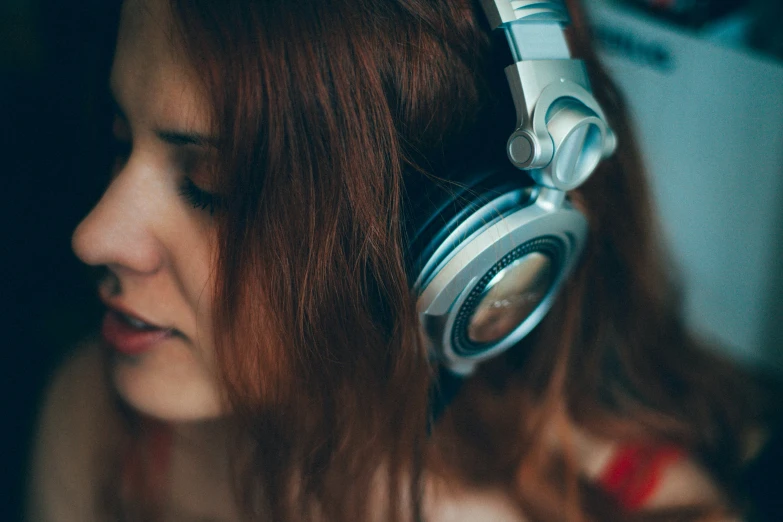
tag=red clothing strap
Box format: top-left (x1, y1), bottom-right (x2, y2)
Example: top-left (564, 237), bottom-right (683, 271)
top-left (121, 420), bottom-right (173, 511)
top-left (599, 444), bottom-right (683, 511)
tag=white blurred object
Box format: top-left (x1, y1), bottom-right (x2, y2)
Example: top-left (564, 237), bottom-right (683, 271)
top-left (584, 0), bottom-right (783, 371)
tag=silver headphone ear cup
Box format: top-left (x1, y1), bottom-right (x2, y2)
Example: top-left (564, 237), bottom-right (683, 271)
top-left (451, 235), bottom-right (563, 354)
top-left (415, 191), bottom-right (587, 376)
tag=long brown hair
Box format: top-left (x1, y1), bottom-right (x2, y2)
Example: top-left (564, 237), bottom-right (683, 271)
top-left (114, 0), bottom-right (760, 520)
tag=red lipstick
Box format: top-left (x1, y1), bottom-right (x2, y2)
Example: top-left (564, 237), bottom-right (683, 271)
top-left (101, 308), bottom-right (174, 356)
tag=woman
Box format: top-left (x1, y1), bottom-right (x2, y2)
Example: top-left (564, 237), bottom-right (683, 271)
top-left (28, 0), bottom-right (763, 520)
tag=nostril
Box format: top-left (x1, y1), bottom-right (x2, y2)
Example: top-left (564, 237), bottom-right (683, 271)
top-left (96, 268), bottom-right (122, 298)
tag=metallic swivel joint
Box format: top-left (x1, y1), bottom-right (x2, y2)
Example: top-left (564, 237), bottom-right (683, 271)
top-left (505, 60), bottom-right (617, 191)
top-left (480, 0), bottom-right (618, 192)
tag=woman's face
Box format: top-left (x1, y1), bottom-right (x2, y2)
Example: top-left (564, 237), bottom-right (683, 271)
top-left (72, 0), bottom-right (224, 421)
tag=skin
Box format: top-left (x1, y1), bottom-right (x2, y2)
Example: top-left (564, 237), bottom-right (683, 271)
top-left (71, 0), bottom-right (223, 422)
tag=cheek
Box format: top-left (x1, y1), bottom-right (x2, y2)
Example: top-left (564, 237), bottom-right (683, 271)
top-left (176, 228), bottom-right (219, 355)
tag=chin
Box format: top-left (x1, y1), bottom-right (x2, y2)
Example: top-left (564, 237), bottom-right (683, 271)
top-left (108, 347), bottom-right (225, 422)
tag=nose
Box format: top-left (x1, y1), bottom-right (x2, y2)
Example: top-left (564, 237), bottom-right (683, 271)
top-left (72, 160), bottom-right (164, 275)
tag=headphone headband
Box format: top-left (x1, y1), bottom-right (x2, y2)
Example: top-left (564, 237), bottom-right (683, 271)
top-left (413, 0), bottom-right (617, 405)
top-left (481, 0), bottom-right (616, 191)
top-left (481, 0), bottom-right (571, 60)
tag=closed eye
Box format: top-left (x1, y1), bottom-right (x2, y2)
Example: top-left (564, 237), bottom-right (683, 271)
top-left (179, 177), bottom-right (224, 215)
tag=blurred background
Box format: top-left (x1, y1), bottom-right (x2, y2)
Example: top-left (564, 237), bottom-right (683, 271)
top-left (1, 0), bottom-right (781, 520)
top-left (3, 2), bottom-right (119, 521)
top-left (585, 0), bottom-right (783, 370)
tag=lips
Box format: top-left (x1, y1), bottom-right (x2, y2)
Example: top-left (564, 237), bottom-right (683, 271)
top-left (101, 308), bottom-right (175, 356)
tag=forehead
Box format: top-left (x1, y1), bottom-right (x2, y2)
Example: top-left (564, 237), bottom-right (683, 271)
top-left (111, 0), bottom-right (208, 131)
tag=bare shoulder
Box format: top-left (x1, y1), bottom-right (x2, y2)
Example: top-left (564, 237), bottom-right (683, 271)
top-left (425, 479), bottom-right (528, 522)
top-left (644, 456), bottom-right (728, 510)
top-left (27, 340), bottom-right (123, 522)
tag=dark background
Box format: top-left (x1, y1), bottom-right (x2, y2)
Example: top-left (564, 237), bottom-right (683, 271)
top-left (2, 1), bottom-right (782, 522)
top-left (3, 2), bottom-right (120, 521)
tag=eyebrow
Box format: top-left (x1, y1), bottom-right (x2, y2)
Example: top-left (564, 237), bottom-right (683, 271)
top-left (109, 89), bottom-right (217, 148)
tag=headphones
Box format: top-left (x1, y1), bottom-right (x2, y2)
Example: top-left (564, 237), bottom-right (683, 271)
top-left (404, 0), bottom-right (616, 409)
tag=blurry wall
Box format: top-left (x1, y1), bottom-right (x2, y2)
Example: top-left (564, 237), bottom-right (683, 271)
top-left (585, 0), bottom-right (783, 371)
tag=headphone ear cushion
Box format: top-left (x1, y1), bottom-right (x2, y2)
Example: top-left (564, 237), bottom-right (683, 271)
top-left (403, 163), bottom-right (535, 285)
top-left (413, 183), bottom-right (588, 374)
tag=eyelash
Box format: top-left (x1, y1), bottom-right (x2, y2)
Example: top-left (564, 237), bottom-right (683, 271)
top-left (178, 177), bottom-right (223, 215)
